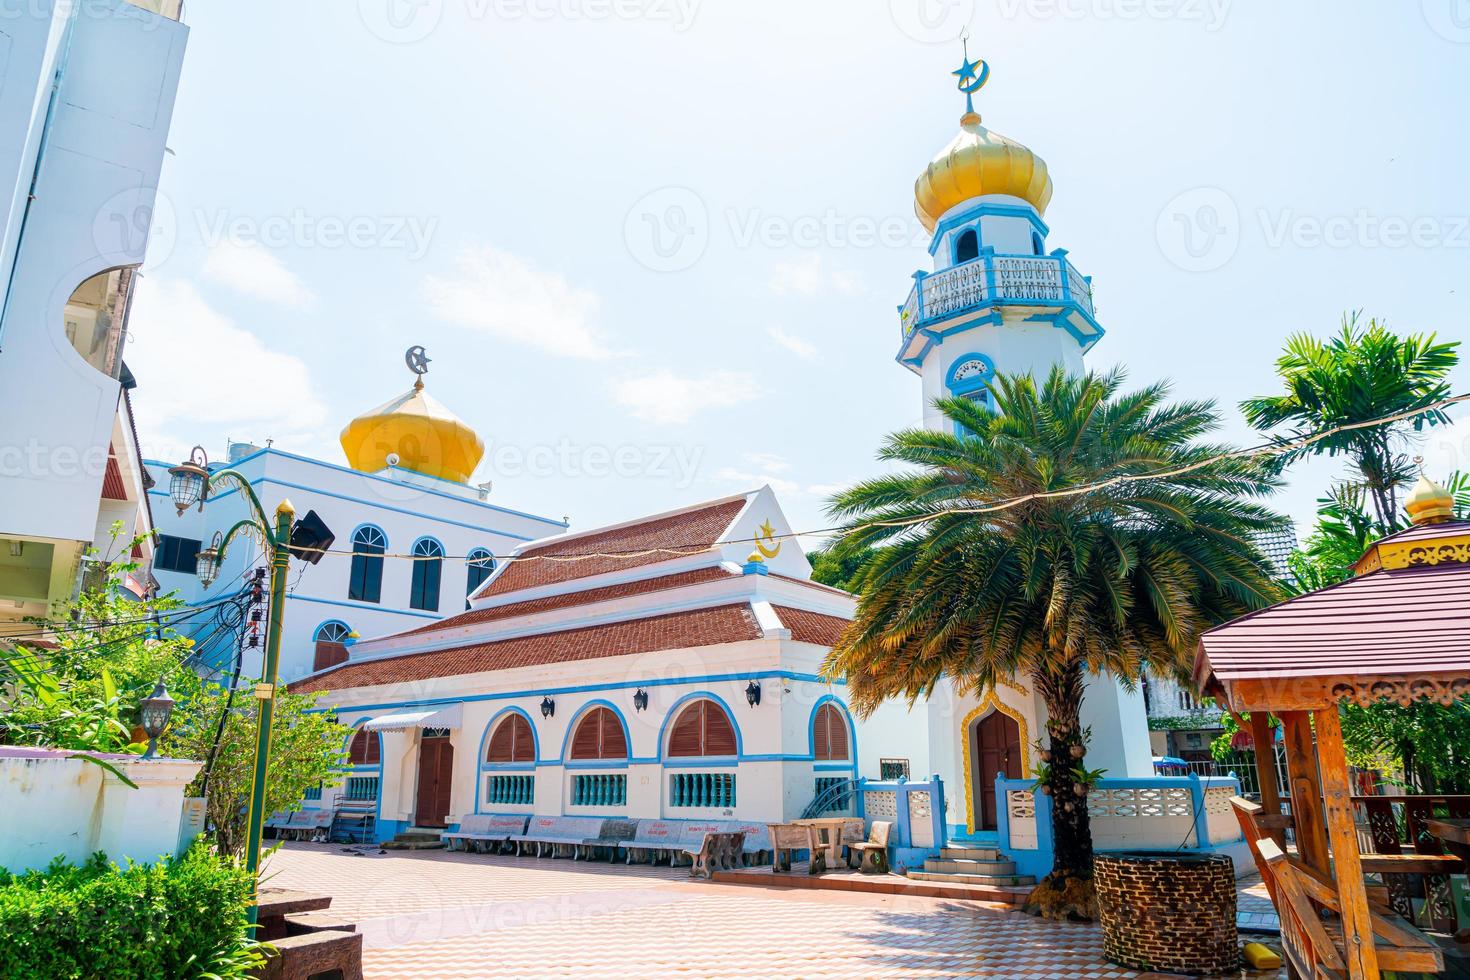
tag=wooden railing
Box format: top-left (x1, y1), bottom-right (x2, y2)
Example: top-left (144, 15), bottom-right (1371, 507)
top-left (1355, 794), bottom-right (1470, 931)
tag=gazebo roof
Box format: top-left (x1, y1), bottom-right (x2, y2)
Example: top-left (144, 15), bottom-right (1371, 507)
top-left (1195, 517), bottom-right (1470, 711)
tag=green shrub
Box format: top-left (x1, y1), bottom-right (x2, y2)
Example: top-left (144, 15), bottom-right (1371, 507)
top-left (0, 842), bottom-right (264, 979)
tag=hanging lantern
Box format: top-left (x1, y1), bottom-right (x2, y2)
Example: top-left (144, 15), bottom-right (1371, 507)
top-left (540, 696), bottom-right (555, 718)
top-left (139, 679), bottom-right (175, 759)
top-left (632, 688), bottom-right (649, 712)
top-left (167, 446), bottom-right (210, 515)
top-left (195, 532), bottom-right (222, 588)
top-left (745, 680), bottom-right (762, 708)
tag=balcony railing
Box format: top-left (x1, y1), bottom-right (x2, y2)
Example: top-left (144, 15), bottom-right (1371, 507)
top-left (899, 252), bottom-right (1095, 336)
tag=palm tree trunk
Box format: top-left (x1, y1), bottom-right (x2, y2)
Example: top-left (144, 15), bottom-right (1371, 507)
top-left (1025, 659), bottom-right (1099, 921)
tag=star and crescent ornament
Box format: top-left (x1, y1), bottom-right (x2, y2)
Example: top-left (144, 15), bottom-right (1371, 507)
top-left (755, 519), bottom-right (783, 560)
top-left (405, 345), bottom-right (431, 378)
top-left (951, 36), bottom-right (991, 115)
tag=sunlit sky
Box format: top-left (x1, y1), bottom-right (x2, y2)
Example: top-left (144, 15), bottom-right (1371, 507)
top-left (128, 0), bottom-right (1470, 543)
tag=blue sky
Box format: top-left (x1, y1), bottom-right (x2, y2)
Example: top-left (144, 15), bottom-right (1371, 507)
top-left (127, 0), bottom-right (1470, 544)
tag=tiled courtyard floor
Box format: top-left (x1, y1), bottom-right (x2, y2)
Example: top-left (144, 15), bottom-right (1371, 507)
top-left (264, 843), bottom-right (1284, 979)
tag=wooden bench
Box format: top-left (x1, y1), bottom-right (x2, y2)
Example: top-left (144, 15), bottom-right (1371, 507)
top-left (847, 820), bottom-right (891, 874)
top-left (442, 814), bottom-right (529, 853)
top-left (508, 815), bottom-right (606, 858)
top-left (689, 831), bottom-right (745, 879)
top-left (582, 818), bottom-right (640, 861)
top-left (768, 822), bottom-right (825, 874)
top-left (256, 929), bottom-right (363, 980)
top-left (1232, 797), bottom-right (1443, 978)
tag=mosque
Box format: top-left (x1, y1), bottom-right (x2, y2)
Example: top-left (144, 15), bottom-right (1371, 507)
top-left (157, 50), bottom-right (1155, 847)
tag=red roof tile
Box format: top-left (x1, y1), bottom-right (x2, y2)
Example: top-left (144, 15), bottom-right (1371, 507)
top-left (399, 567), bottom-right (736, 636)
top-left (476, 498), bottom-right (746, 598)
top-left (291, 604), bottom-right (763, 694)
top-left (771, 605), bottom-right (850, 646)
top-left (1197, 562), bottom-right (1470, 683)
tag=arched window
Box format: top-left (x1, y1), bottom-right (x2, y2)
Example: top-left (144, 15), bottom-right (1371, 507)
top-left (813, 703), bottom-right (851, 761)
top-left (1032, 230), bottom-right (1045, 256)
top-left (348, 527), bottom-right (386, 603)
top-left (348, 728), bottom-right (380, 766)
top-left (465, 548), bottom-right (495, 610)
top-left (666, 699), bottom-right (737, 758)
top-left (409, 538), bottom-right (444, 611)
top-left (569, 706), bottom-right (628, 761)
top-left (485, 712), bottom-right (535, 764)
top-left (312, 621), bottom-right (352, 672)
top-left (948, 354), bottom-right (996, 437)
top-left (954, 228), bottom-right (979, 264)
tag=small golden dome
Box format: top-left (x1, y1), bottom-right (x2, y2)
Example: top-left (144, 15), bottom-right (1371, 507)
top-left (1405, 473), bottom-right (1455, 526)
top-left (913, 111), bottom-right (1054, 233)
top-left (340, 373), bottom-right (485, 485)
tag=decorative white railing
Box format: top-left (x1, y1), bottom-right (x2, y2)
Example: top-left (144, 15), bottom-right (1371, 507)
top-left (900, 252), bottom-right (1095, 335)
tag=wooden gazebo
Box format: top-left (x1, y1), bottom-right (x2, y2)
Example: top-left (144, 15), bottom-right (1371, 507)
top-left (1194, 475), bottom-right (1470, 979)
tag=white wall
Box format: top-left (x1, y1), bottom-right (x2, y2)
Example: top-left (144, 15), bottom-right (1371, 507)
top-left (0, 748), bottom-right (200, 872)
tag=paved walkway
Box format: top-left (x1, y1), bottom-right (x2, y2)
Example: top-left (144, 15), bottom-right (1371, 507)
top-left (264, 843), bottom-right (1281, 979)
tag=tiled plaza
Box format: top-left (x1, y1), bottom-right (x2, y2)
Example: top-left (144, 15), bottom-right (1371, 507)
top-left (264, 843), bottom-right (1282, 979)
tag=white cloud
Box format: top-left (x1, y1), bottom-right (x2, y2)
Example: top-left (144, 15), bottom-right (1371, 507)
top-left (743, 451), bottom-right (791, 474)
top-left (766, 325), bottom-right (818, 361)
top-left (712, 467), bottom-right (803, 498)
top-left (124, 280), bottom-right (329, 461)
top-left (425, 245), bottom-right (610, 359)
top-left (200, 240), bottom-right (316, 309)
top-left (609, 370), bottom-right (761, 424)
top-left (769, 254), bottom-right (863, 297)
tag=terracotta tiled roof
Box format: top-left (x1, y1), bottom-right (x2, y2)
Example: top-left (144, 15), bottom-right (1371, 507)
top-left (399, 567), bottom-right (736, 636)
top-left (291, 604), bottom-right (764, 694)
top-left (476, 498), bottom-right (746, 598)
top-left (771, 605), bottom-right (850, 647)
top-left (1197, 562), bottom-right (1470, 684)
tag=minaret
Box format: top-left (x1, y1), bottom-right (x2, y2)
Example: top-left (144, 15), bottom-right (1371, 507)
top-left (897, 41), bottom-right (1103, 431)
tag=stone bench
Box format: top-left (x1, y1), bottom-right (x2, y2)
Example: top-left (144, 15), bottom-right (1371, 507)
top-left (256, 929), bottom-right (362, 980)
top-left (581, 818), bottom-right (639, 861)
top-left (620, 819), bottom-right (685, 864)
top-left (443, 814), bottom-right (529, 853)
top-left (508, 816), bottom-right (606, 858)
top-left (689, 831), bottom-right (746, 879)
top-left (669, 822), bottom-right (735, 867)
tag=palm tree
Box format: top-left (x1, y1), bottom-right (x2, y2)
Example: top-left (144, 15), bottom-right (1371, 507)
top-left (822, 368), bottom-right (1283, 919)
top-left (1241, 313), bottom-right (1459, 527)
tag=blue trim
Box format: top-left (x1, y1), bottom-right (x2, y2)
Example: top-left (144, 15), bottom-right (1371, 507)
top-left (950, 227), bottom-right (981, 266)
top-left (351, 524), bottom-right (388, 548)
top-left (311, 670), bottom-right (845, 714)
top-left (558, 698), bottom-right (632, 763)
top-left (928, 201), bottom-right (1049, 257)
top-left (657, 690), bottom-right (743, 761)
top-left (313, 619), bottom-right (352, 642)
top-left (807, 696), bottom-right (858, 776)
top-left (411, 536), bottom-right (445, 556)
top-left (287, 593), bottom-right (441, 620)
top-left (144, 448), bottom-right (568, 529)
top-left (944, 352), bottom-right (996, 396)
top-left (475, 706), bottom-right (539, 813)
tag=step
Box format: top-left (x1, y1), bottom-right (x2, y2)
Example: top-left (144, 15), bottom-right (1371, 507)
top-left (907, 870), bottom-right (1036, 887)
top-left (938, 847), bottom-right (1002, 862)
top-left (924, 858), bottom-right (1017, 876)
top-left (379, 839), bottom-right (445, 850)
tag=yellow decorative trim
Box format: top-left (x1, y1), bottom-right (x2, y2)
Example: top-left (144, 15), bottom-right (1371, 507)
top-left (1355, 532), bottom-right (1470, 575)
top-left (960, 688), bottom-right (1031, 835)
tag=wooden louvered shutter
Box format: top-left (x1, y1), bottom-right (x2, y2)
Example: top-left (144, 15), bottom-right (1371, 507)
top-left (704, 702), bottom-right (736, 756)
top-left (313, 641), bottom-right (348, 672)
top-left (488, 714), bottom-right (532, 763)
top-left (570, 710), bottom-right (603, 760)
top-left (815, 704), bottom-right (849, 761)
top-left (600, 709), bottom-right (627, 759)
top-left (349, 729), bottom-right (379, 766)
top-left (668, 702), bottom-right (704, 757)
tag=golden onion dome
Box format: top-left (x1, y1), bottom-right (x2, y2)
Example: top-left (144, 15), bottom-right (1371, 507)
top-left (914, 110), bottom-right (1054, 233)
top-left (1404, 472), bottom-right (1455, 526)
top-left (340, 349), bottom-right (485, 484)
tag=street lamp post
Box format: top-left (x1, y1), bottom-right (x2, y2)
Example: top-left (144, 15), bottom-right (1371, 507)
top-left (168, 446), bottom-right (295, 927)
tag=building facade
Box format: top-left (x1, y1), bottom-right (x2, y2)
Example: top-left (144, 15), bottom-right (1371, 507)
top-left (146, 358), bottom-right (567, 682)
top-left (899, 53), bottom-right (1154, 839)
top-left (290, 488), bottom-right (927, 839)
top-left (0, 0), bottom-right (187, 633)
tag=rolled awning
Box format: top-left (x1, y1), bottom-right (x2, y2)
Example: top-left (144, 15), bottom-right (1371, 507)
top-left (361, 702), bottom-right (463, 732)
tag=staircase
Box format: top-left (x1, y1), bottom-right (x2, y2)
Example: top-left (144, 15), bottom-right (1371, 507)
top-left (906, 845), bottom-right (1034, 901)
top-left (379, 827), bottom-right (445, 850)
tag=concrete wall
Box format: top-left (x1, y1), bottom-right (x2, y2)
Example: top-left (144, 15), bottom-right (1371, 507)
top-left (0, 747), bottom-right (200, 872)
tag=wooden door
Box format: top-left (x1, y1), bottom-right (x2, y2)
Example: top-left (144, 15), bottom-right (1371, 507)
top-left (414, 733), bottom-right (455, 828)
top-left (974, 712), bottom-right (1022, 831)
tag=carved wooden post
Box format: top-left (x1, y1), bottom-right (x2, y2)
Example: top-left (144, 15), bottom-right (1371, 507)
top-left (1280, 711), bottom-right (1330, 875)
top-left (1314, 706), bottom-right (1379, 980)
top-left (1249, 712), bottom-right (1285, 848)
